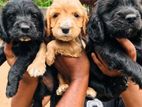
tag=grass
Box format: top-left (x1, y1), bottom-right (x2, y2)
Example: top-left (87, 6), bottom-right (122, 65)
top-left (0, 0), bottom-right (52, 8)
top-left (33, 0), bottom-right (52, 8)
top-left (0, 0), bottom-right (7, 7)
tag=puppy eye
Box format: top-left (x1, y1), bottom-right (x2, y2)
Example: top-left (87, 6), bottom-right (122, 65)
top-left (32, 13), bottom-right (38, 18)
top-left (8, 15), bottom-right (13, 19)
top-left (74, 13), bottom-right (80, 18)
top-left (52, 13), bottom-right (59, 18)
top-left (7, 14), bottom-right (14, 20)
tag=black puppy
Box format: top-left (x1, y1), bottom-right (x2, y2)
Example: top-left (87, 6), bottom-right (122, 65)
top-left (87, 0), bottom-right (142, 100)
top-left (0, 0), bottom-right (44, 97)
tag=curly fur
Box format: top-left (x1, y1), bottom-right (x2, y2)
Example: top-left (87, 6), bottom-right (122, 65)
top-left (45, 0), bottom-right (88, 66)
top-left (87, 0), bottom-right (142, 100)
top-left (0, 0), bottom-right (44, 97)
top-left (45, 0), bottom-right (96, 99)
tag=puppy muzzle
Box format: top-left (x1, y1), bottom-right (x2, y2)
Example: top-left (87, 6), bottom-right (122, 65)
top-left (19, 22), bottom-right (30, 34)
top-left (10, 21), bottom-right (39, 42)
top-left (115, 6), bottom-right (141, 25)
top-left (60, 19), bottom-right (72, 35)
top-left (106, 6), bottom-right (142, 37)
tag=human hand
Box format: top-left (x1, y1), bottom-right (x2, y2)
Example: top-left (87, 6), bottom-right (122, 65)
top-left (91, 38), bottom-right (136, 77)
top-left (4, 43), bottom-right (16, 66)
top-left (4, 43), bottom-right (38, 107)
top-left (54, 52), bottom-right (89, 81)
top-left (54, 52), bottom-right (90, 107)
top-left (116, 38), bottom-right (136, 61)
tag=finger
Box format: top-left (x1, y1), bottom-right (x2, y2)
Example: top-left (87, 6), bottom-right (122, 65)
top-left (96, 53), bottom-right (110, 70)
top-left (91, 52), bottom-right (121, 77)
top-left (4, 43), bottom-right (16, 66)
top-left (116, 38), bottom-right (136, 61)
top-left (6, 57), bottom-right (16, 66)
top-left (4, 43), bottom-right (15, 58)
top-left (96, 53), bottom-right (121, 76)
top-left (91, 53), bottom-right (109, 73)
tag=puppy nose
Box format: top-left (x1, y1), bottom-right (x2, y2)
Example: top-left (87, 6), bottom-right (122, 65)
top-left (62, 28), bottom-right (69, 34)
top-left (60, 19), bottom-right (72, 29)
top-left (20, 23), bottom-right (30, 33)
top-left (125, 14), bottom-right (137, 23)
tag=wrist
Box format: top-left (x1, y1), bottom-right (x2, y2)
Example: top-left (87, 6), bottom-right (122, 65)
top-left (121, 81), bottom-right (142, 107)
top-left (57, 77), bottom-right (88, 107)
top-left (108, 76), bottom-right (128, 94)
top-left (96, 75), bottom-right (128, 101)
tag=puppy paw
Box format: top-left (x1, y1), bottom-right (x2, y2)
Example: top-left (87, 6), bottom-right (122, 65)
top-left (46, 53), bottom-right (55, 66)
top-left (86, 87), bottom-right (97, 99)
top-left (56, 84), bottom-right (69, 95)
top-left (6, 84), bottom-right (18, 98)
top-left (6, 86), bottom-right (16, 98)
top-left (27, 62), bottom-right (46, 77)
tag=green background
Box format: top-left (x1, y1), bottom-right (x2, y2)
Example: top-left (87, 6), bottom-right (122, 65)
top-left (0, 0), bottom-right (52, 7)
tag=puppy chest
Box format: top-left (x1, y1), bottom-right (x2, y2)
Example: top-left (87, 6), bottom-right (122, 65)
top-left (49, 40), bottom-right (82, 57)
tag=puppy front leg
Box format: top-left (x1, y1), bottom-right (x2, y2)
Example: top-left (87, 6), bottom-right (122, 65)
top-left (46, 41), bottom-right (56, 66)
top-left (28, 42), bottom-right (46, 77)
top-left (96, 45), bottom-right (142, 88)
top-left (6, 55), bottom-right (34, 97)
top-left (56, 74), bottom-right (69, 95)
top-left (0, 47), bottom-right (6, 65)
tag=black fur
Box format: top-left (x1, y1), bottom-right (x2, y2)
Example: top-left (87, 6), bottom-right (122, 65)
top-left (0, 0), bottom-right (44, 97)
top-left (32, 66), bottom-right (58, 107)
top-left (87, 0), bottom-right (142, 100)
top-left (0, 47), bottom-right (6, 65)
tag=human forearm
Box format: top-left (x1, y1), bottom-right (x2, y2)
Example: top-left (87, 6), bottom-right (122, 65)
top-left (121, 81), bottom-right (142, 107)
top-left (55, 52), bottom-right (90, 107)
top-left (56, 76), bottom-right (88, 107)
top-left (11, 72), bottom-right (38, 107)
top-left (4, 43), bottom-right (39, 107)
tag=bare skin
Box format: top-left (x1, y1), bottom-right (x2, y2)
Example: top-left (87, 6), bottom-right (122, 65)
top-left (4, 38), bottom-right (142, 107)
top-left (4, 44), bottom-right (89, 107)
top-left (4, 43), bottom-right (38, 107)
top-left (91, 38), bottom-right (137, 77)
top-left (54, 53), bottom-right (89, 107)
top-left (91, 38), bottom-right (142, 107)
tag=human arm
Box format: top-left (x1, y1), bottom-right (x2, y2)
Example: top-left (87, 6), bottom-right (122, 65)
top-left (54, 52), bottom-right (89, 107)
top-left (91, 38), bottom-right (142, 107)
top-left (4, 43), bottom-right (38, 107)
top-left (121, 81), bottom-right (142, 107)
top-left (4, 43), bottom-right (90, 107)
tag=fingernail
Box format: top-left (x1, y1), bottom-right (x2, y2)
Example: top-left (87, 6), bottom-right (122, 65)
top-left (91, 53), bottom-right (94, 56)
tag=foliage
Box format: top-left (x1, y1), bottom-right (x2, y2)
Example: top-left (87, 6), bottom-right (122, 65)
top-left (0, 0), bottom-right (7, 7)
top-left (33, 0), bottom-right (52, 8)
top-left (0, 0), bottom-right (52, 8)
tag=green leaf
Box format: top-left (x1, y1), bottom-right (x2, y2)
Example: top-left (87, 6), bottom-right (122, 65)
top-left (0, 0), bottom-right (52, 8)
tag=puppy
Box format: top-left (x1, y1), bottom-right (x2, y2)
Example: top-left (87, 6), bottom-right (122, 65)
top-left (87, 0), bottom-right (142, 100)
top-left (45, 0), bottom-right (96, 98)
top-left (0, 0), bottom-right (46, 97)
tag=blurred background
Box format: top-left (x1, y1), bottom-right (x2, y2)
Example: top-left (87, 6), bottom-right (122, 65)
top-left (0, 0), bottom-right (52, 7)
top-left (0, 0), bottom-right (96, 8)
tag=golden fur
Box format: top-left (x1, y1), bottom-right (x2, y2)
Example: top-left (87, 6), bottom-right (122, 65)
top-left (45, 0), bottom-right (96, 98)
top-left (27, 43), bottom-right (46, 77)
top-left (21, 0), bottom-right (96, 99)
top-left (45, 0), bottom-right (88, 65)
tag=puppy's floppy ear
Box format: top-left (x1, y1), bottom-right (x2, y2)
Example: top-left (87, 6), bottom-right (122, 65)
top-left (0, 16), bottom-right (9, 43)
top-left (82, 10), bottom-right (89, 36)
top-left (87, 13), bottom-right (104, 43)
top-left (44, 19), bottom-right (48, 35)
top-left (45, 8), bottom-right (51, 36)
